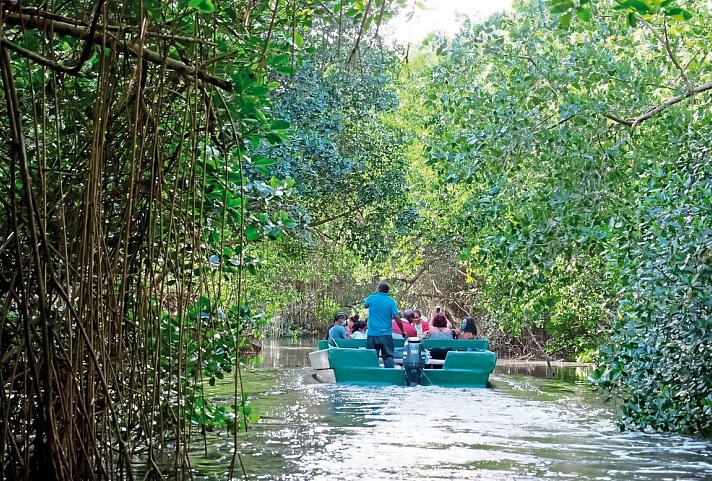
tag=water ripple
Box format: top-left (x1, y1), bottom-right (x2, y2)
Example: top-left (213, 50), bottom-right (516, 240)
top-left (163, 342), bottom-right (712, 481)
top-left (198, 366), bottom-right (712, 481)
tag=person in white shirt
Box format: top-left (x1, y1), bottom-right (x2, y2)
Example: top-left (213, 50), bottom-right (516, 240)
top-left (350, 320), bottom-right (368, 339)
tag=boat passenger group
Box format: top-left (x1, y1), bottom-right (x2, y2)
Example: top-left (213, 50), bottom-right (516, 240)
top-left (325, 282), bottom-right (479, 368)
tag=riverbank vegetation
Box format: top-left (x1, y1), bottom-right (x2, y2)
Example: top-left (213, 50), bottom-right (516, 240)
top-left (1, 0), bottom-right (710, 478)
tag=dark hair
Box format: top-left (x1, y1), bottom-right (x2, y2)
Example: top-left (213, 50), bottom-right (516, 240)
top-left (354, 320), bottom-right (367, 331)
top-left (463, 317), bottom-right (478, 335)
top-left (403, 309), bottom-right (415, 322)
top-left (414, 309), bottom-right (422, 316)
top-left (350, 314), bottom-right (360, 322)
top-left (334, 312), bottom-right (346, 322)
top-left (377, 282), bottom-right (389, 293)
top-left (432, 313), bottom-right (448, 328)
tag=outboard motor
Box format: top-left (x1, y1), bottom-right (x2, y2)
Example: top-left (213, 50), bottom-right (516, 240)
top-left (403, 337), bottom-right (426, 386)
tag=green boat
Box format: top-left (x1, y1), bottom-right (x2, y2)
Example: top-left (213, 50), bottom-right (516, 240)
top-left (309, 337), bottom-right (497, 387)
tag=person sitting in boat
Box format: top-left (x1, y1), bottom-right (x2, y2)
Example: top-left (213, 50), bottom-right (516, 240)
top-left (392, 312), bottom-right (417, 338)
top-left (457, 316), bottom-right (478, 339)
top-left (425, 313), bottom-right (453, 340)
top-left (327, 312), bottom-right (349, 340)
top-left (344, 314), bottom-right (358, 337)
top-left (431, 305), bottom-right (455, 329)
top-left (350, 320), bottom-right (368, 339)
top-left (411, 309), bottom-right (430, 338)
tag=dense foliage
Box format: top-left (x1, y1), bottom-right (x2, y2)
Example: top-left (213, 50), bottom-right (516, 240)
top-left (405, 0), bottom-right (711, 434)
top-left (593, 125), bottom-right (712, 434)
top-left (0, 0), bottom-right (406, 479)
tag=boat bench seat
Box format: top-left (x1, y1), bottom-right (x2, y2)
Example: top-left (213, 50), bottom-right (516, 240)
top-left (442, 351), bottom-right (497, 371)
top-left (327, 347), bottom-right (406, 384)
top-left (328, 338), bottom-right (490, 351)
top-left (328, 346), bottom-right (380, 368)
top-left (424, 339), bottom-right (489, 350)
top-left (331, 338), bottom-right (406, 348)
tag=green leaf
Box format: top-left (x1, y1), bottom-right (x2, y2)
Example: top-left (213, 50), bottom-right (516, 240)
top-left (271, 119), bottom-right (290, 130)
top-left (627, 12), bottom-right (638, 27)
top-left (623, 0), bottom-right (650, 15)
top-left (274, 64), bottom-right (295, 75)
top-left (199, 295), bottom-right (211, 312)
top-left (550, 1), bottom-right (574, 14)
top-left (245, 224), bottom-right (261, 241)
top-left (576, 7), bottom-right (592, 21)
top-left (265, 132), bottom-right (284, 144)
top-left (665, 7), bottom-right (693, 21)
top-left (188, 0), bottom-right (215, 14)
top-left (266, 226), bottom-right (282, 239)
top-left (253, 157), bottom-right (276, 166)
top-left (558, 12), bottom-right (573, 29)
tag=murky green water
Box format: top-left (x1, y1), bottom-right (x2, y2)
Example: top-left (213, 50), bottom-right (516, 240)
top-left (181, 339), bottom-right (712, 480)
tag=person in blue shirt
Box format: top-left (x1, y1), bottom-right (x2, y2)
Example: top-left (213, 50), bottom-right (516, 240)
top-left (327, 312), bottom-right (348, 340)
top-left (363, 282), bottom-right (399, 368)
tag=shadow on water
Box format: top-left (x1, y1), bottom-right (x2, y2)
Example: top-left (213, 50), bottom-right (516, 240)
top-left (149, 339), bottom-right (712, 480)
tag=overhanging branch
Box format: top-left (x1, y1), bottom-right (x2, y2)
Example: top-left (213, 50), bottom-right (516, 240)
top-left (607, 79), bottom-right (712, 128)
top-left (395, 257), bottom-right (436, 286)
top-left (1, 9), bottom-right (232, 91)
top-left (308, 205), bottom-right (361, 227)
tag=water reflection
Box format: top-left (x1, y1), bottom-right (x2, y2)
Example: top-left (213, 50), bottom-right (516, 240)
top-left (258, 338), bottom-right (315, 369)
top-left (495, 361), bottom-right (591, 382)
top-left (182, 339), bottom-right (712, 481)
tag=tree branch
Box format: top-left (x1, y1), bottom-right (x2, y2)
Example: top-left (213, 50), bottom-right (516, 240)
top-left (0, 37), bottom-right (86, 75)
top-left (606, 80), bottom-right (712, 128)
top-left (64, 0), bottom-right (108, 75)
top-left (2, 10), bottom-right (232, 91)
top-left (637, 15), bottom-right (689, 89)
top-left (395, 257), bottom-right (436, 286)
top-left (308, 205), bottom-right (361, 227)
top-left (311, 0), bottom-right (339, 22)
top-left (518, 54), bottom-right (537, 68)
top-left (258, 0), bottom-right (280, 71)
top-left (347, 0), bottom-right (373, 66)
top-left (373, 0), bottom-right (388, 39)
top-left (604, 112), bottom-right (633, 127)
top-left (548, 113), bottom-right (577, 129)
top-left (632, 80), bottom-right (712, 126)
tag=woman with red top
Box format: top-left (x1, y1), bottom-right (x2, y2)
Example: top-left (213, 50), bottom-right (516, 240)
top-left (411, 309), bottom-right (430, 338)
top-left (392, 316), bottom-right (417, 338)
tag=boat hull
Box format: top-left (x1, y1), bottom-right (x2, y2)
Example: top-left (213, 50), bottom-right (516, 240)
top-left (310, 339), bottom-right (496, 388)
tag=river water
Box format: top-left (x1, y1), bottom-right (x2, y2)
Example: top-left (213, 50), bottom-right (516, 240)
top-left (184, 339), bottom-right (712, 480)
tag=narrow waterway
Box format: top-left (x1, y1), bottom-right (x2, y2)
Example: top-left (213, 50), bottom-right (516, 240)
top-left (186, 339), bottom-right (711, 480)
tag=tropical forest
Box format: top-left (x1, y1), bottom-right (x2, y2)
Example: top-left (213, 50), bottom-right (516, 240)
top-left (0, 0), bottom-right (710, 479)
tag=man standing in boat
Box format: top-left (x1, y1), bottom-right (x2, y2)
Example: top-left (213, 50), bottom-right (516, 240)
top-left (363, 282), bottom-right (400, 368)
